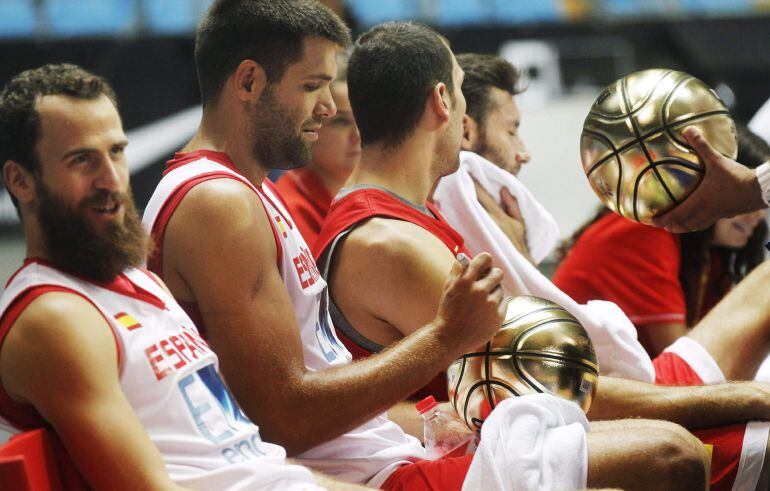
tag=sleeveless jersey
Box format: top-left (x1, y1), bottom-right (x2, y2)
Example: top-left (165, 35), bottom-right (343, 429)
top-left (0, 260), bottom-right (320, 491)
top-left (314, 187), bottom-right (471, 401)
top-left (142, 151), bottom-right (425, 487)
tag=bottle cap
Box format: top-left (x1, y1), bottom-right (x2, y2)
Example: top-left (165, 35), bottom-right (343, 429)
top-left (415, 396), bottom-right (438, 414)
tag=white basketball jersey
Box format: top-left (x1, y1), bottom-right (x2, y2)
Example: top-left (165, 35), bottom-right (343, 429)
top-left (0, 261), bottom-right (321, 491)
top-left (143, 152), bottom-right (425, 486)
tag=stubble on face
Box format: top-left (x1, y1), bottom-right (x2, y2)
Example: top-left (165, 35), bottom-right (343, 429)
top-left (250, 86), bottom-right (318, 170)
top-left (36, 181), bottom-right (149, 282)
top-left (472, 124), bottom-right (518, 175)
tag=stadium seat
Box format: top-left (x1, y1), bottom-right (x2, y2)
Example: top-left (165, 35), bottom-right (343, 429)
top-left (601, 0), bottom-right (668, 17)
top-left (0, 0), bottom-right (37, 39)
top-left (0, 429), bottom-right (87, 491)
top-left (143, 0), bottom-right (198, 34)
top-left (679, 0), bottom-right (752, 15)
top-left (435, 0), bottom-right (490, 26)
top-left (490, 0), bottom-right (562, 24)
top-left (347, 0), bottom-right (419, 27)
top-left (45, 0), bottom-right (137, 37)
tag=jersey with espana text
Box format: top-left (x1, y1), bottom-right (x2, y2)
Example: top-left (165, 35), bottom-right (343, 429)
top-left (0, 260), bottom-right (320, 490)
top-left (142, 151), bottom-right (425, 487)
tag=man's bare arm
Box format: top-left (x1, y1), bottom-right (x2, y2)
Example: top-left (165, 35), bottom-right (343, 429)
top-left (637, 322), bottom-right (688, 358)
top-left (163, 180), bottom-right (505, 455)
top-left (653, 126), bottom-right (766, 232)
top-left (0, 293), bottom-right (187, 491)
top-left (588, 375), bottom-right (770, 429)
top-left (388, 401), bottom-right (424, 442)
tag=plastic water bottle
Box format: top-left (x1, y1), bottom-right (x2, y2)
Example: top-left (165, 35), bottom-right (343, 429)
top-left (416, 396), bottom-right (477, 460)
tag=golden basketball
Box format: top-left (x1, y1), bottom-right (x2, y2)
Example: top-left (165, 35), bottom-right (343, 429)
top-left (581, 69), bottom-right (737, 224)
top-left (447, 296), bottom-right (599, 432)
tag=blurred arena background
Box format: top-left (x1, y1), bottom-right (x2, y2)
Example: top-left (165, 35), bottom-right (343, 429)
top-left (1, 0), bottom-right (770, 285)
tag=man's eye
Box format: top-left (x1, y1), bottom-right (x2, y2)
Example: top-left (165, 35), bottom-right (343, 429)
top-left (304, 84), bottom-right (320, 92)
top-left (72, 154), bottom-right (89, 164)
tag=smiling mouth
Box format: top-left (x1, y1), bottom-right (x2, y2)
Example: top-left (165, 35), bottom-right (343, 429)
top-left (90, 201), bottom-right (122, 216)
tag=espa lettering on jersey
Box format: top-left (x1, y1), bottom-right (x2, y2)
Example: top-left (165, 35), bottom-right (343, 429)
top-left (292, 244), bottom-right (321, 289)
top-left (144, 324), bottom-right (213, 380)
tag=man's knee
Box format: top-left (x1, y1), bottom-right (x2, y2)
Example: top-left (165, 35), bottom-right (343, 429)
top-left (588, 420), bottom-right (708, 490)
top-left (643, 421), bottom-right (709, 490)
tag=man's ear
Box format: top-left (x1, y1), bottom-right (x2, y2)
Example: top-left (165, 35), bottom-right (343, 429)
top-left (463, 114), bottom-right (479, 151)
top-left (233, 60), bottom-right (268, 102)
top-left (3, 160), bottom-right (35, 205)
top-left (430, 82), bottom-right (451, 123)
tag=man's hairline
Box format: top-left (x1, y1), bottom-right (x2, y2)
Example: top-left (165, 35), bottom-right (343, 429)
top-left (202, 35), bottom-right (346, 108)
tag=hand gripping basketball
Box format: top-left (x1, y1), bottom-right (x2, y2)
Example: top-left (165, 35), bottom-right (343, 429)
top-left (581, 69), bottom-right (738, 224)
top-left (433, 252), bottom-right (506, 354)
top-left (653, 127), bottom-right (766, 232)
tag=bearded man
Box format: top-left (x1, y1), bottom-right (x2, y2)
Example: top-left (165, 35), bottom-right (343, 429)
top-left (0, 62), bottom-right (368, 491)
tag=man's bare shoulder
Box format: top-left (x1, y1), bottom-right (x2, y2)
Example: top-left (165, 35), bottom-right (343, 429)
top-left (172, 177), bottom-right (265, 229)
top-left (163, 176), bottom-right (278, 266)
top-left (345, 217), bottom-right (451, 263)
top-left (0, 291), bottom-right (116, 403)
top-left (6, 291), bottom-right (105, 343)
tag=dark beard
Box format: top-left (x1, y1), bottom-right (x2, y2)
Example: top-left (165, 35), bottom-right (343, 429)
top-left (251, 87), bottom-right (315, 170)
top-left (36, 183), bottom-right (149, 282)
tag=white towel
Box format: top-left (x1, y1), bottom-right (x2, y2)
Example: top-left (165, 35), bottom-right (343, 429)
top-left (462, 394), bottom-right (589, 491)
top-left (433, 151), bottom-right (655, 382)
top-left (749, 97), bottom-right (770, 146)
top-left (454, 151), bottom-right (560, 264)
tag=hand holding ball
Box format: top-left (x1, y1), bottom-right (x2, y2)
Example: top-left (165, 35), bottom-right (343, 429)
top-left (581, 69), bottom-right (737, 224)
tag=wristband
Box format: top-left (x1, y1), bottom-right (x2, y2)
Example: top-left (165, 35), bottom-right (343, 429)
top-left (756, 161), bottom-right (770, 207)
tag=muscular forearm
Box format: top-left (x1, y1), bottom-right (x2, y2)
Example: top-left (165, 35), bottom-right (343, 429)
top-left (588, 376), bottom-right (770, 429)
top-left (259, 322), bottom-right (461, 455)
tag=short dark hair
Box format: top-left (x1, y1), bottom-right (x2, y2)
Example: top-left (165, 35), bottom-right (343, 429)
top-left (348, 22), bottom-right (455, 149)
top-left (0, 63), bottom-right (117, 212)
top-left (195, 0), bottom-right (351, 104)
top-left (457, 53), bottom-right (522, 126)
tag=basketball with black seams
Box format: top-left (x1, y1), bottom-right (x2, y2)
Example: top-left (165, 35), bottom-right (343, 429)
top-left (447, 296), bottom-right (599, 432)
top-left (581, 69), bottom-right (737, 224)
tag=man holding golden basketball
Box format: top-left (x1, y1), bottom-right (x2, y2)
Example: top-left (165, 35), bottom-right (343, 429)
top-left (317, 36), bottom-right (770, 490)
top-left (655, 126), bottom-right (770, 232)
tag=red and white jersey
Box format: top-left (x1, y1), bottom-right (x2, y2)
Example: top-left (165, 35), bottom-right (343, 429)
top-left (0, 260), bottom-right (321, 491)
top-left (143, 151), bottom-right (425, 487)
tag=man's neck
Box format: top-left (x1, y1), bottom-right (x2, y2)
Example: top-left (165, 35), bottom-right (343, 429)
top-left (309, 165), bottom-right (347, 198)
top-left (183, 106), bottom-right (268, 187)
top-left (350, 138), bottom-right (437, 205)
top-left (23, 215), bottom-right (49, 261)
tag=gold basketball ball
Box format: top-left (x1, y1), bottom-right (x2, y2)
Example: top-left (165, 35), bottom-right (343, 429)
top-left (447, 296), bottom-right (599, 432)
top-left (581, 69), bottom-right (737, 224)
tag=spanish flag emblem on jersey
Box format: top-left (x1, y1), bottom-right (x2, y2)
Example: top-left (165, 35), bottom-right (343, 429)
top-left (114, 312), bottom-right (142, 331)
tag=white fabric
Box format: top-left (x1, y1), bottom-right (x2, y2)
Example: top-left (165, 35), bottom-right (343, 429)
top-left (462, 394), bottom-right (588, 491)
top-left (754, 162), bottom-right (770, 208)
top-left (749, 97), bottom-right (770, 146)
top-left (143, 157), bottom-right (425, 486)
top-left (661, 336), bottom-right (725, 385)
top-left (733, 421), bottom-right (770, 491)
top-left (448, 151), bottom-right (560, 264)
top-left (433, 151), bottom-right (655, 382)
top-left (0, 263), bottom-right (320, 490)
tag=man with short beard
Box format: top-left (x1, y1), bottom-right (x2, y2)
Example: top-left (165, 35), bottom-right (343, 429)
top-left (0, 63), bottom-right (360, 491)
top-left (143, 1), bottom-right (508, 489)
